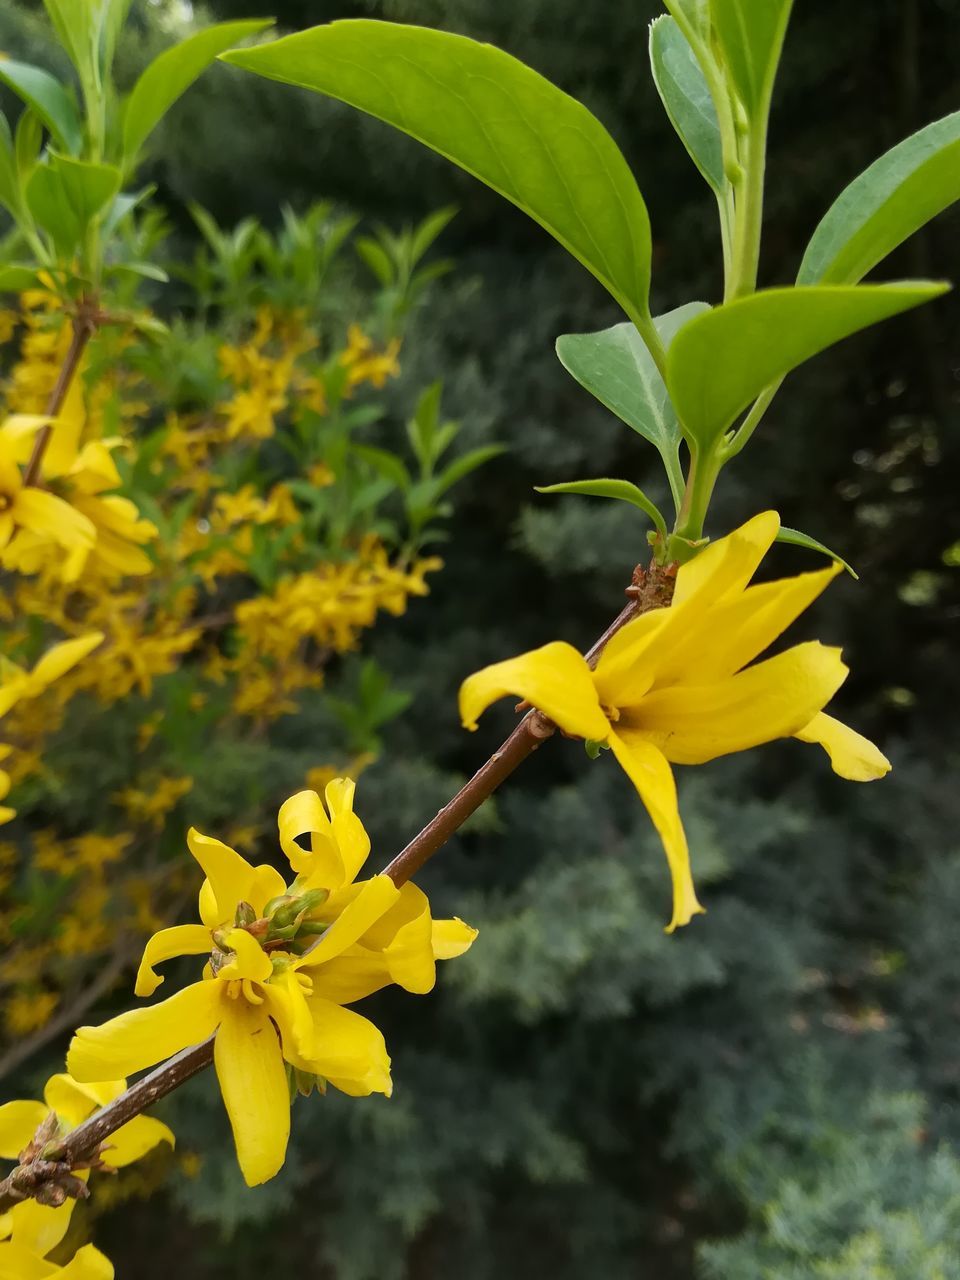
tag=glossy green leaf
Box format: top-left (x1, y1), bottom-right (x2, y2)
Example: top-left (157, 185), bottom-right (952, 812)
top-left (555, 302), bottom-right (709, 511)
top-left (798, 110), bottom-right (960, 285)
top-left (650, 17), bottom-right (723, 192)
top-left (435, 445), bottom-right (507, 497)
top-left (667, 283), bottom-right (948, 450)
top-left (710, 0), bottom-right (793, 117)
top-left (26, 153), bottom-right (122, 255)
top-left (0, 59), bottom-right (82, 154)
top-left (122, 19), bottom-right (274, 165)
top-left (776, 526), bottom-right (857, 578)
top-left (536, 478), bottom-right (667, 537)
top-left (223, 21), bottom-right (654, 326)
top-left (665, 1), bottom-right (711, 42)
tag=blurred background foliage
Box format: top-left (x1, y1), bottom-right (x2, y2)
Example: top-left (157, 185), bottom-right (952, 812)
top-left (1, 0), bottom-right (959, 1276)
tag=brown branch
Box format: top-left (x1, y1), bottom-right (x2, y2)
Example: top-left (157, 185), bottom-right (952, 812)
top-left (22, 305), bottom-right (98, 488)
top-left (0, 560), bottom-right (674, 1213)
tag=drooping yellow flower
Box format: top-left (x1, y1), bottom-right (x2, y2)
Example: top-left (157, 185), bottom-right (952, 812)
top-left (0, 1241), bottom-right (114, 1279)
top-left (0, 420), bottom-right (95, 564)
top-left (0, 1072), bottom-right (173, 1258)
top-left (0, 633), bottom-right (104, 719)
top-left (460, 511), bottom-right (890, 932)
top-left (68, 779), bottom-right (476, 1187)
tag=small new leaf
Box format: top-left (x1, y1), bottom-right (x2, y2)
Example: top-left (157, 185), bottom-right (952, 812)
top-left (535, 478), bottom-right (667, 538)
top-left (650, 17), bottom-right (723, 193)
top-left (710, 0), bottom-right (793, 119)
top-left (776, 527), bottom-right (857, 578)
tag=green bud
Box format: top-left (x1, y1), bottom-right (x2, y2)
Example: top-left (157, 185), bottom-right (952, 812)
top-left (234, 900), bottom-right (257, 927)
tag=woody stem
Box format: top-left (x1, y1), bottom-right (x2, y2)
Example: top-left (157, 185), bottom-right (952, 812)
top-left (22, 305), bottom-right (98, 489)
top-left (0, 561), bottom-right (675, 1211)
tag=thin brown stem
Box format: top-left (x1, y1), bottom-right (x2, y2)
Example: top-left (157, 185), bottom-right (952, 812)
top-left (0, 561), bottom-right (675, 1213)
top-left (22, 308), bottom-right (98, 488)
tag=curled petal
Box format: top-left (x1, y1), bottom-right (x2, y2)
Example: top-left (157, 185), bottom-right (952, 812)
top-left (135, 924), bottom-right (212, 997)
top-left (459, 641), bottom-right (609, 740)
top-left (218, 929), bottom-right (273, 984)
top-left (58, 1244), bottom-right (115, 1280)
top-left (43, 1076), bottom-right (123, 1128)
top-left (300, 999), bottom-right (392, 1097)
top-left (277, 790), bottom-right (341, 886)
top-left (609, 731), bottom-right (704, 932)
top-left (432, 918), bottom-right (479, 960)
top-left (795, 711), bottom-right (891, 781)
top-left (214, 1001), bottom-right (289, 1187)
top-left (68, 982), bottom-right (221, 1083)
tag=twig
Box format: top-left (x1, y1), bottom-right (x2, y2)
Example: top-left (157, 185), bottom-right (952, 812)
top-left (0, 561), bottom-right (674, 1212)
top-left (22, 305), bottom-right (99, 488)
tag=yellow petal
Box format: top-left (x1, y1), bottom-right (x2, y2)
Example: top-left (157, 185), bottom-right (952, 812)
top-left (58, 1244), bottom-right (115, 1280)
top-left (306, 946), bottom-right (393, 1005)
top-left (218, 929), bottom-right (273, 984)
top-left (795, 711), bottom-right (891, 781)
top-left (103, 1114), bottom-right (174, 1169)
top-left (628, 642), bottom-right (848, 764)
top-left (249, 863), bottom-right (287, 915)
top-left (330, 808), bottom-right (371, 887)
top-left (672, 510), bottom-right (780, 607)
top-left (299, 998), bottom-right (392, 1095)
top-left (0, 1212), bottom-right (9, 1240)
top-left (277, 790), bottom-right (341, 886)
top-left (14, 488), bottom-right (96, 549)
top-left (135, 924), bottom-right (212, 997)
top-left (214, 1001), bottom-right (289, 1187)
top-left (0, 1101), bottom-right (47, 1159)
top-left (30, 632), bottom-right (104, 689)
top-left (68, 981), bottom-right (221, 1082)
top-left (297, 875), bottom-right (401, 968)
top-left (186, 829), bottom-right (257, 927)
top-left (591, 610), bottom-right (667, 708)
top-left (8, 1195), bottom-right (80, 1257)
top-left (432, 917), bottom-right (479, 960)
top-left (609, 731), bottom-right (704, 931)
top-left (42, 1076), bottom-right (123, 1128)
top-left (0, 1240), bottom-right (58, 1279)
top-left (262, 967), bottom-right (316, 1059)
top-left (362, 883), bottom-right (436, 994)
top-left (651, 564), bottom-right (841, 689)
top-left (459, 641), bottom-right (609, 739)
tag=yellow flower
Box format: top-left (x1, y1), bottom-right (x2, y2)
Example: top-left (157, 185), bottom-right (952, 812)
top-left (0, 1241), bottom-right (114, 1279)
top-left (3, 990), bottom-right (58, 1035)
top-left (339, 324), bottom-right (401, 389)
top-left (0, 747), bottom-right (15, 825)
top-left (459, 511), bottom-right (890, 932)
top-left (0, 1072), bottom-right (172, 1258)
top-left (68, 780), bottom-right (476, 1187)
top-left (0, 421), bottom-right (96, 563)
top-left (0, 633), bottom-right (104, 720)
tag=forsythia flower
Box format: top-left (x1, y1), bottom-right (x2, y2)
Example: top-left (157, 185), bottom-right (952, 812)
top-left (0, 1073), bottom-right (173, 1256)
top-left (0, 1242), bottom-right (113, 1279)
top-left (0, 633), bottom-right (104, 718)
top-left (68, 779), bottom-right (477, 1186)
top-left (0, 419), bottom-right (95, 562)
top-left (459, 511), bottom-right (891, 932)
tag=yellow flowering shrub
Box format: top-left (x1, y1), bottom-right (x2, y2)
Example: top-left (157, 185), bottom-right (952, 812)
top-left (0, 202), bottom-right (492, 1059)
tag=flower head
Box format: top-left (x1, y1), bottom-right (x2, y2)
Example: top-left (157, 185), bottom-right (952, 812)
top-left (68, 780), bottom-right (476, 1186)
top-left (460, 511), bottom-right (890, 932)
top-left (0, 1072), bottom-right (172, 1257)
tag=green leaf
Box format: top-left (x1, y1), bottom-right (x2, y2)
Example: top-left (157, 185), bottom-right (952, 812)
top-left (0, 59), bottom-right (82, 154)
top-left (650, 17), bottom-right (723, 193)
top-left (222, 21), bottom-right (654, 327)
top-left (355, 236), bottom-right (394, 287)
top-left (26, 153), bottom-right (123, 256)
top-left (122, 19), bottom-right (274, 166)
top-left (434, 445), bottom-right (506, 497)
top-left (776, 527), bottom-right (857, 579)
top-left (665, 0), bottom-right (711, 41)
top-left (409, 205), bottom-right (457, 263)
top-left (555, 302), bottom-right (709, 512)
top-left (667, 282), bottom-right (948, 451)
top-left (535, 477), bottom-right (667, 538)
top-left (0, 264), bottom-right (39, 292)
top-left (352, 443), bottom-right (411, 492)
top-left (798, 110), bottom-right (960, 285)
top-left (709, 0), bottom-right (793, 118)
